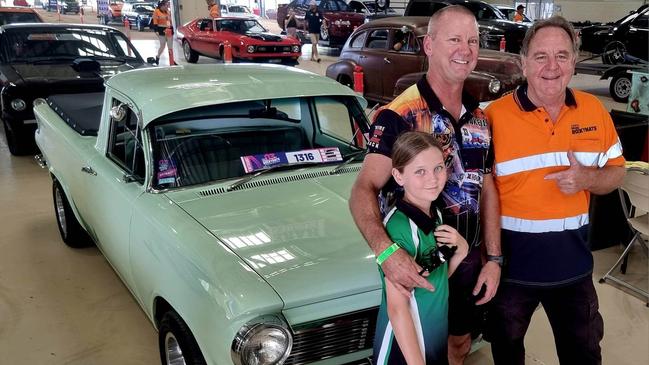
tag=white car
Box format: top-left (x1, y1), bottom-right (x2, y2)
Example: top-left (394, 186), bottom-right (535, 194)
top-left (221, 4), bottom-right (260, 19)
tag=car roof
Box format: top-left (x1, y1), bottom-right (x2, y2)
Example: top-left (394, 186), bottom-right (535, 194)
top-left (0, 23), bottom-right (120, 31)
top-left (106, 64), bottom-right (367, 126)
top-left (356, 16), bottom-right (431, 36)
top-left (0, 6), bottom-right (39, 13)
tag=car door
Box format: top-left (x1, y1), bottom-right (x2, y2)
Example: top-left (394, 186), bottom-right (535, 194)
top-left (80, 96), bottom-right (146, 288)
top-left (341, 29), bottom-right (367, 64)
top-left (360, 28), bottom-right (389, 101)
top-left (381, 28), bottom-right (424, 102)
top-left (194, 19), bottom-right (215, 55)
top-left (624, 11), bottom-right (648, 60)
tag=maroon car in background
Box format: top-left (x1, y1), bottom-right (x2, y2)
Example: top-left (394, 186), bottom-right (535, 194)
top-left (277, 0), bottom-right (365, 48)
top-left (326, 16), bottom-right (526, 104)
top-left (178, 17), bottom-right (302, 65)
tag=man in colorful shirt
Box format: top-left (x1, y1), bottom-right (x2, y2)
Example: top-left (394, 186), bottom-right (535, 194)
top-left (350, 6), bottom-right (502, 364)
top-left (485, 16), bottom-right (625, 365)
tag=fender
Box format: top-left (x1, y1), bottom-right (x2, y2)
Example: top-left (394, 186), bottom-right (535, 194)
top-left (325, 59), bottom-right (357, 83)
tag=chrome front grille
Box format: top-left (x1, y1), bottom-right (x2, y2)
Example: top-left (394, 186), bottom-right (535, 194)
top-left (285, 308), bottom-right (378, 365)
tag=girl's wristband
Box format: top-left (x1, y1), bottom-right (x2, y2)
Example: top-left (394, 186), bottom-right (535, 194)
top-left (376, 243), bottom-right (400, 266)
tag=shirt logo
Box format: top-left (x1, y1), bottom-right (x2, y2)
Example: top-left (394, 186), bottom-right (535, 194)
top-left (571, 124), bottom-right (597, 134)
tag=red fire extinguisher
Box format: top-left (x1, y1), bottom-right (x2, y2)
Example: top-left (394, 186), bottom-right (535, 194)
top-left (353, 65), bottom-right (364, 94)
top-left (499, 36), bottom-right (506, 52)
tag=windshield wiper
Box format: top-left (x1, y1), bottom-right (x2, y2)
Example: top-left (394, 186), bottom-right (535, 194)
top-left (30, 56), bottom-right (78, 64)
top-left (226, 161), bottom-right (316, 192)
top-left (329, 150), bottom-right (366, 175)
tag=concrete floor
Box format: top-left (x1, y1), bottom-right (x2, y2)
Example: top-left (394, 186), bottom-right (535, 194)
top-left (0, 8), bottom-right (647, 365)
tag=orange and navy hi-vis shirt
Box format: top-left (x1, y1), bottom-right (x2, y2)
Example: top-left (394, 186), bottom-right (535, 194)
top-left (368, 77), bottom-right (493, 249)
top-left (209, 4), bottom-right (221, 18)
top-left (153, 8), bottom-right (171, 28)
top-left (485, 85), bottom-right (625, 286)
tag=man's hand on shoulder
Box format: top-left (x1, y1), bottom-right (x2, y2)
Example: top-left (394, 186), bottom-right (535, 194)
top-left (381, 249), bottom-right (435, 296)
top-left (473, 260), bottom-right (500, 305)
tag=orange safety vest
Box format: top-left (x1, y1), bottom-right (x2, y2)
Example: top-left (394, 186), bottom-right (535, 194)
top-left (513, 13), bottom-right (524, 22)
top-left (209, 4), bottom-right (221, 18)
top-left (153, 8), bottom-right (171, 28)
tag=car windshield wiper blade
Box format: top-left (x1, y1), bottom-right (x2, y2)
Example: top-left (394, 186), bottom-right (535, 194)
top-left (329, 150), bottom-right (366, 175)
top-left (226, 161), bottom-right (317, 192)
top-left (29, 56), bottom-right (78, 64)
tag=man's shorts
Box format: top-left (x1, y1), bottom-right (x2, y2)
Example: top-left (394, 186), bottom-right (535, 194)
top-left (309, 33), bottom-right (319, 44)
top-left (448, 247), bottom-right (485, 336)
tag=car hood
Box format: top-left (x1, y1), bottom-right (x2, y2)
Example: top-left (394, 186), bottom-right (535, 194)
top-left (482, 18), bottom-right (530, 32)
top-left (245, 32), bottom-right (284, 42)
top-left (164, 169), bottom-right (380, 309)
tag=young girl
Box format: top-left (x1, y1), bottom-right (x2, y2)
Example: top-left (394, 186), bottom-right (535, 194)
top-left (373, 131), bottom-right (468, 365)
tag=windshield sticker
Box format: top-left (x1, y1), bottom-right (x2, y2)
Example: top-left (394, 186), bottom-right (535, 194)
top-left (240, 147), bottom-right (342, 173)
top-left (157, 159), bottom-right (177, 184)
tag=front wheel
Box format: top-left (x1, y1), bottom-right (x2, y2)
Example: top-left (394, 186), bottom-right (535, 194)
top-left (609, 72), bottom-right (632, 103)
top-left (158, 311), bottom-right (206, 365)
top-left (183, 40), bottom-right (199, 63)
top-left (52, 180), bottom-right (93, 248)
top-left (320, 25), bottom-right (329, 41)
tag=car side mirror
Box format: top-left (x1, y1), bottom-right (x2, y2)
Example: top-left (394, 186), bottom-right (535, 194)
top-left (110, 104), bottom-right (127, 122)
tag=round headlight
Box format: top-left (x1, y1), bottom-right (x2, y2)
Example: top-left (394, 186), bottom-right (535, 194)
top-left (232, 318), bottom-right (292, 365)
top-left (291, 45), bottom-right (300, 53)
top-left (11, 98), bottom-right (26, 111)
top-left (247, 45), bottom-right (255, 53)
top-left (488, 79), bottom-right (501, 94)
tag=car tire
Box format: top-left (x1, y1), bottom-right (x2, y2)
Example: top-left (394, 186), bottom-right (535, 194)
top-left (374, 0), bottom-right (390, 11)
top-left (338, 74), bottom-right (353, 89)
top-left (602, 41), bottom-right (626, 65)
top-left (2, 118), bottom-right (35, 156)
top-left (609, 72), bottom-right (632, 103)
top-left (320, 25), bottom-right (329, 41)
top-left (158, 311), bottom-right (207, 365)
top-left (52, 180), bottom-right (93, 248)
top-left (183, 40), bottom-right (199, 63)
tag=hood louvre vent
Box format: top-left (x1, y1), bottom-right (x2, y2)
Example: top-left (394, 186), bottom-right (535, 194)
top-left (197, 166), bottom-right (361, 197)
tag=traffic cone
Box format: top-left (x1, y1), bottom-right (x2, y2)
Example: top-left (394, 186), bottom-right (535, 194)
top-left (353, 65), bottom-right (364, 94)
top-left (165, 28), bottom-right (176, 65)
top-left (499, 37), bottom-right (506, 52)
top-left (223, 40), bottom-right (233, 63)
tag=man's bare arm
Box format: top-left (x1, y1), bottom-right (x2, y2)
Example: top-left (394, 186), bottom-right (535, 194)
top-left (349, 154), bottom-right (433, 295)
top-left (474, 173), bottom-right (501, 305)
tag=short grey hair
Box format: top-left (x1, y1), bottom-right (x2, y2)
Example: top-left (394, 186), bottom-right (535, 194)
top-left (520, 15), bottom-right (579, 56)
top-left (427, 5), bottom-right (477, 38)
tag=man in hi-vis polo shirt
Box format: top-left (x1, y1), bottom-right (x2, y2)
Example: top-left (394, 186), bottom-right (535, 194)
top-left (485, 16), bottom-right (626, 365)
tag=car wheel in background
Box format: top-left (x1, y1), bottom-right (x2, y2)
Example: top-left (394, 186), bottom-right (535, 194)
top-left (320, 24), bottom-right (329, 41)
top-left (2, 118), bottom-right (35, 156)
top-left (609, 72), bottom-right (632, 103)
top-left (602, 41), bottom-right (626, 65)
top-left (158, 311), bottom-right (207, 365)
top-left (183, 41), bottom-right (199, 63)
top-left (52, 180), bottom-right (93, 248)
top-left (337, 74), bottom-right (353, 89)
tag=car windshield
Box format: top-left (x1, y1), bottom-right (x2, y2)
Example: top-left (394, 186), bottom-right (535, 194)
top-left (229, 5), bottom-right (250, 13)
top-left (219, 19), bottom-right (266, 33)
top-left (0, 12), bottom-right (41, 25)
top-left (134, 4), bottom-right (154, 12)
top-left (0, 28), bottom-right (141, 63)
top-left (150, 96), bottom-right (368, 189)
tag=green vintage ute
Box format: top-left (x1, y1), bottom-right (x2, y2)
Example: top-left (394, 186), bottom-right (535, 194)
top-left (33, 64), bottom-right (380, 365)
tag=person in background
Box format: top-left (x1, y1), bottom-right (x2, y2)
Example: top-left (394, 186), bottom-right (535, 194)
top-left (285, 8), bottom-right (298, 39)
top-left (349, 6), bottom-right (502, 365)
top-left (485, 16), bottom-right (626, 365)
top-left (207, 0), bottom-right (221, 18)
top-left (152, 0), bottom-right (172, 65)
top-left (373, 131), bottom-right (468, 365)
top-left (513, 5), bottom-right (525, 22)
top-left (304, 0), bottom-right (326, 62)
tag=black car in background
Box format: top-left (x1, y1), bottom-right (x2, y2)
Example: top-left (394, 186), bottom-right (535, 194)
top-left (404, 0), bottom-right (530, 53)
top-left (0, 24), bottom-right (152, 155)
top-left (579, 5), bottom-right (648, 64)
top-left (121, 2), bottom-right (155, 31)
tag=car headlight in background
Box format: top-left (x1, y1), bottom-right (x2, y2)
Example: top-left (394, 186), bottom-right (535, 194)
top-left (247, 45), bottom-right (256, 53)
top-left (333, 20), bottom-right (351, 26)
top-left (231, 315), bottom-right (292, 365)
top-left (291, 45), bottom-right (300, 53)
top-left (11, 98), bottom-right (26, 111)
top-left (488, 79), bottom-right (501, 94)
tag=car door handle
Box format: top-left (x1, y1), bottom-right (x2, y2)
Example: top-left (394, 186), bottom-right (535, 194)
top-left (383, 57), bottom-right (391, 64)
top-left (81, 166), bottom-right (97, 176)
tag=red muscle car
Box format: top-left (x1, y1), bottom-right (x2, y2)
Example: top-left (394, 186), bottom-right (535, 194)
top-left (178, 17), bottom-right (302, 65)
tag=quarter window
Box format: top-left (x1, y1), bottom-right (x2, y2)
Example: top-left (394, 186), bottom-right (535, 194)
top-left (107, 99), bottom-right (145, 182)
top-left (350, 31), bottom-right (368, 48)
top-left (366, 29), bottom-right (388, 49)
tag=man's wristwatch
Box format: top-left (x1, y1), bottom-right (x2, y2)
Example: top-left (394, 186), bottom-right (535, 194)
top-left (486, 255), bottom-right (505, 267)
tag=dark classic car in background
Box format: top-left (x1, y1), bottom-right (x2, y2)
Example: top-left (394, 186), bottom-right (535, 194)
top-left (495, 4), bottom-right (532, 23)
top-left (579, 5), bottom-right (648, 64)
top-left (121, 1), bottom-right (155, 31)
top-left (326, 16), bottom-right (525, 104)
top-left (0, 6), bottom-right (44, 25)
top-left (178, 17), bottom-right (302, 64)
top-left (277, 0), bottom-right (365, 48)
top-left (0, 23), bottom-right (151, 155)
top-left (348, 0), bottom-right (398, 21)
top-left (404, 0), bottom-right (531, 54)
